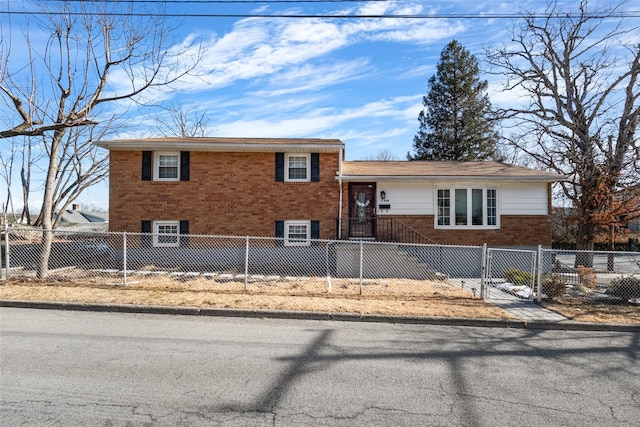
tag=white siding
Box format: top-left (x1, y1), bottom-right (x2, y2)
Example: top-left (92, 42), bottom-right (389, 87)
top-left (374, 181), bottom-right (548, 216)
top-left (500, 182), bottom-right (548, 215)
top-left (376, 182), bottom-right (433, 215)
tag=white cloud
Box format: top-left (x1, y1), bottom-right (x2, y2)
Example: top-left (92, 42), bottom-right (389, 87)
top-left (248, 58), bottom-right (373, 97)
top-left (164, 1), bottom-right (467, 95)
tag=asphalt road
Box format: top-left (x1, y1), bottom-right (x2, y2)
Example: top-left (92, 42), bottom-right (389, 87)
top-left (1, 308), bottom-right (638, 426)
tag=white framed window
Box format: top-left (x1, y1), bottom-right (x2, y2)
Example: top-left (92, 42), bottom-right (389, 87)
top-left (436, 188), bottom-right (498, 228)
top-left (285, 153), bottom-right (310, 182)
top-left (154, 152), bottom-right (180, 181)
top-left (153, 221), bottom-right (180, 247)
top-left (284, 220), bottom-right (311, 246)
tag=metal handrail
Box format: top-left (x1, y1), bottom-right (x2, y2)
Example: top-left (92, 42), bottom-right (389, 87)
top-left (336, 217), bottom-right (437, 245)
top-left (386, 217), bottom-right (438, 245)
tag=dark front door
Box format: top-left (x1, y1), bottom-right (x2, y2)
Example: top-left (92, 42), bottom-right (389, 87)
top-left (348, 183), bottom-right (376, 238)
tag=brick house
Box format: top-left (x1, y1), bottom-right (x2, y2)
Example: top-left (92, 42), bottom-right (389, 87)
top-left (96, 137), bottom-right (563, 247)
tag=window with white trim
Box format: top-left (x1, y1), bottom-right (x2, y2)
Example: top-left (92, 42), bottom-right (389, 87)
top-left (285, 153), bottom-right (310, 182)
top-left (284, 220), bottom-right (310, 246)
top-left (153, 221), bottom-right (180, 247)
top-left (437, 188), bottom-right (498, 227)
top-left (154, 152), bottom-right (179, 181)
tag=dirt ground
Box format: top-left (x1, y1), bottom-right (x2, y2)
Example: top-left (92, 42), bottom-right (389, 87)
top-left (540, 299), bottom-right (640, 324)
top-left (0, 273), bottom-right (514, 319)
top-left (1, 271), bottom-right (638, 323)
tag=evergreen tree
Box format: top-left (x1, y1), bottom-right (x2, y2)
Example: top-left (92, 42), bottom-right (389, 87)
top-left (410, 40), bottom-right (498, 161)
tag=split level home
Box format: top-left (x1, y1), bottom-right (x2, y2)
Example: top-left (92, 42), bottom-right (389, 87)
top-left (95, 137), bottom-right (563, 248)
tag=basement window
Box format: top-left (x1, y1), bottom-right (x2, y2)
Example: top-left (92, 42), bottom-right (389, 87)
top-left (153, 221), bottom-right (180, 247)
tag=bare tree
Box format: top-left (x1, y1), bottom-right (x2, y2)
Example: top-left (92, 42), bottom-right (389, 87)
top-left (0, 135), bottom-right (39, 224)
top-left (0, 1), bottom-right (202, 277)
top-left (19, 137), bottom-right (35, 225)
top-left (153, 103), bottom-right (212, 138)
top-left (486, 0), bottom-right (640, 253)
top-left (32, 124), bottom-right (112, 230)
top-left (363, 148), bottom-right (400, 161)
top-left (0, 138), bottom-right (17, 222)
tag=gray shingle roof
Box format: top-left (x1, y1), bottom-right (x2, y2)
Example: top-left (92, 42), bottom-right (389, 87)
top-left (341, 161), bottom-right (564, 182)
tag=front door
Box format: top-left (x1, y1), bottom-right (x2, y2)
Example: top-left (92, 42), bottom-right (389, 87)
top-left (348, 183), bottom-right (376, 238)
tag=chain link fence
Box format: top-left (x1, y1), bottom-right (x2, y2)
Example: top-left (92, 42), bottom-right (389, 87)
top-left (485, 248), bottom-right (538, 301)
top-left (539, 249), bottom-right (640, 304)
top-left (3, 226), bottom-right (638, 305)
top-left (2, 226), bottom-right (482, 300)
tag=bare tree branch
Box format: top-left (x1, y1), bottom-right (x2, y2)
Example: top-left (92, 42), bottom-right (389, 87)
top-left (0, 0), bottom-right (203, 277)
top-left (486, 0), bottom-right (640, 250)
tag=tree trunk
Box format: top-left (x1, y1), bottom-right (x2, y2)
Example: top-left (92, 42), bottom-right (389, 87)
top-left (37, 133), bottom-right (62, 279)
top-left (37, 229), bottom-right (53, 279)
top-left (607, 224), bottom-right (615, 272)
top-left (20, 141), bottom-right (32, 225)
top-left (575, 221), bottom-right (594, 268)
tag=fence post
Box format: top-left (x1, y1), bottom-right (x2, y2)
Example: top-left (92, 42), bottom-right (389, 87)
top-left (537, 245), bottom-right (543, 303)
top-left (359, 240), bottom-right (363, 295)
top-left (480, 243), bottom-right (487, 299)
top-left (326, 242), bottom-right (332, 293)
top-left (123, 232), bottom-right (127, 286)
top-left (3, 222), bottom-right (9, 280)
top-left (244, 236), bottom-right (249, 290)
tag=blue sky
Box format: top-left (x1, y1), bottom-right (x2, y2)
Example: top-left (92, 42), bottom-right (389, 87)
top-left (1, 0), bottom-right (638, 211)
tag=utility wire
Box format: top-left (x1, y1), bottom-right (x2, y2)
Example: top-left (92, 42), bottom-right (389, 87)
top-left (46, 0), bottom-right (396, 3)
top-left (47, 0), bottom-right (395, 2)
top-left (1, 11), bottom-right (638, 19)
top-left (3, 0), bottom-right (639, 19)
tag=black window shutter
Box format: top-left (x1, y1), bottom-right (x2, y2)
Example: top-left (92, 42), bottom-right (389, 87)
top-left (180, 151), bottom-right (190, 181)
top-left (311, 220), bottom-right (320, 242)
top-left (142, 151), bottom-right (152, 181)
top-left (141, 220), bottom-right (152, 247)
top-left (179, 220), bottom-right (189, 247)
top-left (275, 153), bottom-right (284, 182)
top-left (311, 153), bottom-right (320, 182)
top-left (275, 220), bottom-right (284, 246)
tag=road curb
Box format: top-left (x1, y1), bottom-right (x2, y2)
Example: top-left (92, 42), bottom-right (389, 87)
top-left (523, 320), bottom-right (640, 332)
top-left (1, 299), bottom-right (638, 332)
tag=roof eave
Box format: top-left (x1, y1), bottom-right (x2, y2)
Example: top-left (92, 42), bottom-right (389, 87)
top-left (338, 175), bottom-right (564, 182)
top-left (95, 140), bottom-right (344, 153)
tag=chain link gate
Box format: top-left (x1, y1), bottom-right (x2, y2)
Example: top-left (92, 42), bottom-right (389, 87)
top-left (484, 248), bottom-right (537, 301)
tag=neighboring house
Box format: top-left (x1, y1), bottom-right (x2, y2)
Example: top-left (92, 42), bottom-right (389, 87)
top-left (96, 137), bottom-right (562, 247)
top-left (55, 204), bottom-right (109, 225)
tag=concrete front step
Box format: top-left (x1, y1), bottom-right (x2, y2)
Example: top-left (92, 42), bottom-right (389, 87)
top-left (335, 243), bottom-right (440, 280)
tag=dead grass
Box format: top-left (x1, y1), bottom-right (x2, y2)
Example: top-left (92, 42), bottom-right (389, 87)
top-left (0, 271), bottom-right (513, 319)
top-left (540, 298), bottom-right (640, 324)
top-left (3, 268), bottom-right (637, 323)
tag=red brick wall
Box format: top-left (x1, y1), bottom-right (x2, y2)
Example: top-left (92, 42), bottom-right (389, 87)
top-left (376, 215), bottom-right (552, 247)
top-left (109, 151), bottom-right (340, 239)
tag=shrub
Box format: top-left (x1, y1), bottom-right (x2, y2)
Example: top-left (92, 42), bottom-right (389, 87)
top-left (542, 274), bottom-right (566, 300)
top-left (577, 266), bottom-right (597, 289)
top-left (607, 277), bottom-right (640, 300)
top-left (503, 268), bottom-right (534, 286)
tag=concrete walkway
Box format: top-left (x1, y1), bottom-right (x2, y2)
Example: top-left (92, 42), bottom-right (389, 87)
top-left (448, 278), bottom-right (568, 323)
top-left (486, 296), bottom-right (568, 322)
top-left (482, 281), bottom-right (568, 321)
